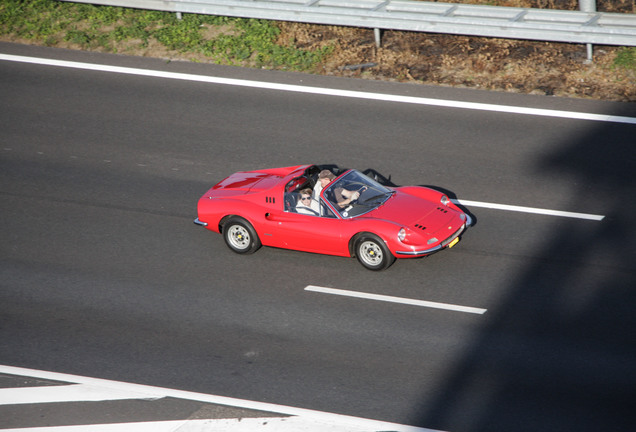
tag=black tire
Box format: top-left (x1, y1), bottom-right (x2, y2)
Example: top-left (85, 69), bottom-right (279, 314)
top-left (223, 217), bottom-right (261, 254)
top-left (355, 234), bottom-right (395, 271)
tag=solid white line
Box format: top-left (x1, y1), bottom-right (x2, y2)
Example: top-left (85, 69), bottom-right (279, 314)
top-left (0, 421), bottom-right (193, 432)
top-left (0, 366), bottom-right (437, 432)
top-left (305, 286), bottom-right (487, 315)
top-left (0, 417), bottom-right (375, 432)
top-left (452, 199), bottom-right (605, 221)
top-left (0, 383), bottom-right (160, 405)
top-left (2, 53), bottom-right (635, 125)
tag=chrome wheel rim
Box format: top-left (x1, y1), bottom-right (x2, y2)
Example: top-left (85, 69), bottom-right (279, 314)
top-left (359, 240), bottom-right (383, 267)
top-left (228, 225), bottom-right (250, 250)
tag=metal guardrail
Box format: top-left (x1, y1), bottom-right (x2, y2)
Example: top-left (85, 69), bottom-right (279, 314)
top-left (59, 0), bottom-right (636, 47)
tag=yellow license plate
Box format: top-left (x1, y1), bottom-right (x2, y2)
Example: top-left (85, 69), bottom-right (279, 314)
top-left (448, 237), bottom-right (460, 248)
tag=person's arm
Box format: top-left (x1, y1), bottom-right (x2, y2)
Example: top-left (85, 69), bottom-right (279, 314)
top-left (337, 189), bottom-right (360, 208)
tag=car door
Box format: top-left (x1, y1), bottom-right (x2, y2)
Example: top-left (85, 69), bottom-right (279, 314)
top-left (263, 203), bottom-right (348, 256)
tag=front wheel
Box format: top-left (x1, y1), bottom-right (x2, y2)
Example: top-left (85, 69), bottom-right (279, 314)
top-left (355, 234), bottom-right (395, 271)
top-left (223, 217), bottom-right (261, 254)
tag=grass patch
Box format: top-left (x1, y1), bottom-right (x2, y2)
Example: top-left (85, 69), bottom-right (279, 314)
top-left (613, 47), bottom-right (636, 71)
top-left (0, 0), bottom-right (331, 71)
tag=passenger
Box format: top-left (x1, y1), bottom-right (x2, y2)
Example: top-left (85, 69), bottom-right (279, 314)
top-left (296, 188), bottom-right (320, 216)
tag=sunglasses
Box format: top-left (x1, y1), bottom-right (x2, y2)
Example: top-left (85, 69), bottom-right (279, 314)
top-left (301, 197), bottom-right (311, 201)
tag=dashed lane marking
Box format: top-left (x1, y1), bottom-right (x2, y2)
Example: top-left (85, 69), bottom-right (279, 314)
top-left (453, 199), bottom-right (605, 221)
top-left (305, 286), bottom-right (487, 315)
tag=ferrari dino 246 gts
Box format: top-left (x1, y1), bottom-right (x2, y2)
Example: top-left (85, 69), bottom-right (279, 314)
top-left (194, 164), bottom-right (471, 270)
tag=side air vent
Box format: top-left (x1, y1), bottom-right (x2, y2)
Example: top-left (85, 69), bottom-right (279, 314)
top-left (265, 196), bottom-right (276, 204)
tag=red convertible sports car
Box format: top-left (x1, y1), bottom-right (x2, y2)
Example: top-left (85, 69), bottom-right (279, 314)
top-left (194, 164), bottom-right (471, 270)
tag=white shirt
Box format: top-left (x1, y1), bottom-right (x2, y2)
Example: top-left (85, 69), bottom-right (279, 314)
top-left (296, 198), bottom-right (320, 216)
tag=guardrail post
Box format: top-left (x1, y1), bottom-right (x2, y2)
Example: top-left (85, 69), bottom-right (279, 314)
top-left (580, 0), bottom-right (596, 62)
top-left (579, 0), bottom-right (597, 11)
top-left (374, 28), bottom-right (381, 48)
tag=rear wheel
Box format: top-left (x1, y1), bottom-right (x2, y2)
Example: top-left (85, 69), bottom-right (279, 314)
top-left (355, 234), bottom-right (395, 271)
top-left (223, 217), bottom-right (261, 254)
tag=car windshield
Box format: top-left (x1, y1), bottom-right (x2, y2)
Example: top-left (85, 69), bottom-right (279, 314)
top-left (323, 170), bottom-right (394, 218)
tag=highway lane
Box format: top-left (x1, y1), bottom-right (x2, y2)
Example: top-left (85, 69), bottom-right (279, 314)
top-left (1, 43), bottom-right (635, 432)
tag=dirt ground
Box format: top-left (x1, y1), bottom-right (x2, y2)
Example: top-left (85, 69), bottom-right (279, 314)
top-left (271, 0), bottom-right (636, 102)
top-left (277, 22), bottom-right (635, 101)
top-left (272, 0), bottom-right (636, 102)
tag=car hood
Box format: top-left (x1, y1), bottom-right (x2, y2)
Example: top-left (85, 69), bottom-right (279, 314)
top-left (368, 191), bottom-right (463, 235)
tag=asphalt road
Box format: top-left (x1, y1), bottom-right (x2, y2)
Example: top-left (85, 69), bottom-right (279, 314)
top-left (1, 42), bottom-right (635, 432)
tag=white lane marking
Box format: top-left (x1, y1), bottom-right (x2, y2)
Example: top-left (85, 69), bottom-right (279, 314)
top-left (452, 199), bottom-right (605, 221)
top-left (0, 383), bottom-right (160, 405)
top-left (305, 286), bottom-right (487, 315)
top-left (0, 366), bottom-right (437, 432)
top-left (0, 54), bottom-right (609, 220)
top-left (2, 54), bottom-right (635, 125)
top-left (0, 417), bottom-right (377, 432)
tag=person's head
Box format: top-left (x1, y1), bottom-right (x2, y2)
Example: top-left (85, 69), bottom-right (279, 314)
top-left (318, 170), bottom-right (336, 187)
top-left (299, 188), bottom-right (313, 204)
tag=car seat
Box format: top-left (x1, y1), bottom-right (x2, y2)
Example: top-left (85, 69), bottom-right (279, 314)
top-left (284, 192), bottom-right (297, 212)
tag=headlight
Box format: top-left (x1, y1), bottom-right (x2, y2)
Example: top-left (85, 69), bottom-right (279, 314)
top-left (440, 195), bottom-right (449, 206)
top-left (398, 228), bottom-right (406, 242)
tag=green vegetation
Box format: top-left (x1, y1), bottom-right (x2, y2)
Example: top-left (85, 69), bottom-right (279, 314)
top-left (0, 0), bottom-right (331, 71)
top-left (613, 47), bottom-right (636, 71)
